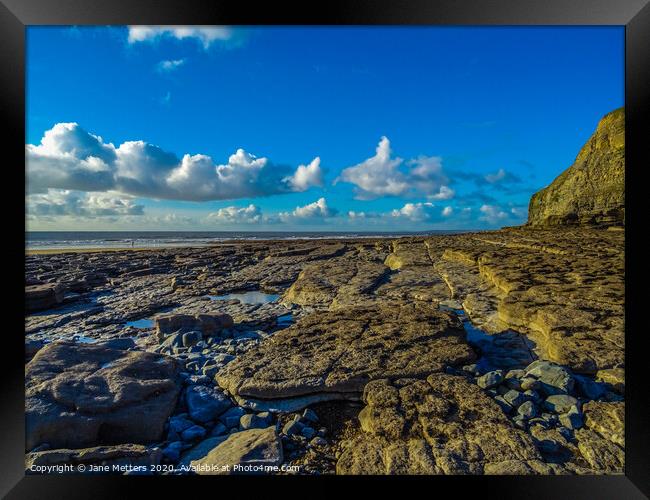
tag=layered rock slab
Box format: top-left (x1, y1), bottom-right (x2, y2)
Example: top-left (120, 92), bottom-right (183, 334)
top-left (26, 341), bottom-right (181, 450)
top-left (424, 228), bottom-right (624, 374)
top-left (216, 304), bottom-right (476, 409)
top-left (336, 374), bottom-right (550, 474)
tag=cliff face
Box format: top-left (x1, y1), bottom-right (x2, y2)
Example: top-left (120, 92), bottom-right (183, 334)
top-left (527, 107), bottom-right (625, 227)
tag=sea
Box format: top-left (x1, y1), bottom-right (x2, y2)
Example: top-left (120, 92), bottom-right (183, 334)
top-left (26, 230), bottom-right (472, 251)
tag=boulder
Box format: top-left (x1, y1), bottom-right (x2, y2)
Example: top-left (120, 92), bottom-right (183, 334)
top-left (189, 426), bottom-right (283, 475)
top-left (26, 283), bottom-right (65, 312)
top-left (25, 341), bottom-right (181, 450)
top-left (155, 312), bottom-right (234, 340)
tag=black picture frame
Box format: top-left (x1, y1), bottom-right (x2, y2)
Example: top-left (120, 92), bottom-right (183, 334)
top-left (3, 0), bottom-right (648, 497)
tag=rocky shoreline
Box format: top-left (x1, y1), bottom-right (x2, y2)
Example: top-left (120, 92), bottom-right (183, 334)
top-left (24, 226), bottom-right (624, 475)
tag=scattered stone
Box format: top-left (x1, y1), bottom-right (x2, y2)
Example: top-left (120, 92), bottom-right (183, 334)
top-left (559, 407), bottom-right (583, 430)
top-left (477, 370), bottom-right (505, 389)
top-left (520, 377), bottom-right (540, 391)
top-left (219, 407), bottom-right (246, 429)
top-left (525, 360), bottom-right (574, 396)
top-left (240, 413), bottom-right (271, 430)
top-left (182, 331), bottom-right (203, 348)
top-left (185, 385), bottom-right (232, 424)
top-left (493, 395), bottom-right (513, 414)
top-left (210, 423), bottom-right (228, 437)
top-left (504, 390), bottom-right (527, 407)
top-left (302, 408), bottom-right (319, 424)
top-left (283, 420), bottom-right (304, 436)
top-left (543, 395), bottom-right (579, 414)
top-left (517, 401), bottom-right (538, 419)
top-left (181, 424), bottom-right (207, 442)
top-left (301, 426), bottom-right (316, 440)
top-left (162, 441), bottom-right (184, 462)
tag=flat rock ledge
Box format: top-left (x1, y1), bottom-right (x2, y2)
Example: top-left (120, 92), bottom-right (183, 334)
top-left (216, 304), bottom-right (476, 411)
top-left (26, 341), bottom-right (182, 451)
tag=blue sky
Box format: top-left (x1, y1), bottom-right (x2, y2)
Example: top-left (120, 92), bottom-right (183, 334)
top-left (25, 26), bottom-right (624, 231)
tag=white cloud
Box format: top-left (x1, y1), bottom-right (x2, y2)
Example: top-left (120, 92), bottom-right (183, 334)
top-left (347, 210), bottom-right (380, 219)
top-left (280, 198), bottom-right (337, 221)
top-left (26, 123), bottom-right (322, 202)
top-left (205, 204), bottom-right (263, 224)
top-left (479, 204), bottom-right (509, 224)
top-left (442, 206), bottom-right (453, 217)
top-left (391, 202), bottom-right (439, 222)
top-left (483, 168), bottom-right (521, 185)
top-left (428, 185), bottom-right (455, 200)
top-left (283, 157), bottom-right (324, 192)
top-left (157, 59), bottom-right (186, 72)
top-left (127, 26), bottom-right (236, 49)
top-left (338, 136), bottom-right (451, 200)
top-left (27, 189), bottom-right (144, 217)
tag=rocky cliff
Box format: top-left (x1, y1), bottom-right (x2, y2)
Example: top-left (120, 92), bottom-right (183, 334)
top-left (527, 107), bottom-right (625, 227)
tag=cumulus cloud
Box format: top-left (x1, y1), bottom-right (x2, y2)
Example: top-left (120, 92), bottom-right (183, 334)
top-left (338, 137), bottom-right (451, 200)
top-left (157, 59), bottom-right (186, 72)
top-left (479, 204), bottom-right (509, 224)
top-left (26, 123), bottom-right (324, 202)
top-left (428, 185), bottom-right (455, 200)
top-left (127, 26), bottom-right (237, 49)
top-left (284, 158), bottom-right (324, 192)
top-left (280, 198), bottom-right (337, 221)
top-left (391, 202), bottom-right (442, 222)
top-left (205, 204), bottom-right (263, 224)
top-left (442, 206), bottom-right (453, 217)
top-left (27, 189), bottom-right (144, 217)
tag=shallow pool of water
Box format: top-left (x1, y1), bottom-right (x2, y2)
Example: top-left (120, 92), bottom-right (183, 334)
top-left (206, 291), bottom-right (281, 305)
top-left (72, 335), bottom-right (98, 343)
top-left (276, 313), bottom-right (293, 325)
top-left (125, 318), bottom-right (155, 329)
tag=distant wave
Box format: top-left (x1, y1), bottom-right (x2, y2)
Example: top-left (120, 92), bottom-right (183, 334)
top-left (25, 230), bottom-right (472, 250)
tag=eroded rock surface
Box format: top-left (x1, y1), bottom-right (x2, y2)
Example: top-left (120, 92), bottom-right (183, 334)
top-left (217, 304), bottom-right (475, 408)
top-left (25, 227), bottom-right (625, 476)
top-left (336, 374), bottom-right (552, 474)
